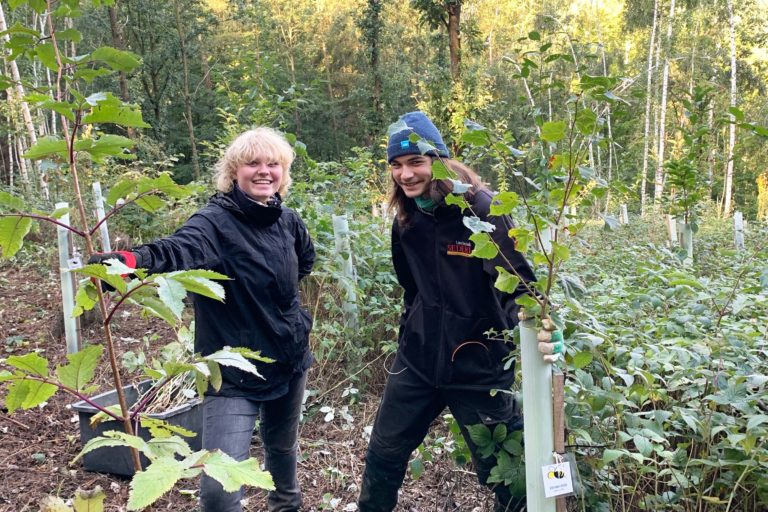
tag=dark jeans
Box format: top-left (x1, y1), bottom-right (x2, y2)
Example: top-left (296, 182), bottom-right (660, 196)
top-left (358, 356), bottom-right (525, 512)
top-left (200, 371), bottom-right (307, 512)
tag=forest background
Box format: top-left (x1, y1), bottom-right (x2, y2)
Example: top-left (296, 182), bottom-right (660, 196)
top-left (1, 0), bottom-right (768, 511)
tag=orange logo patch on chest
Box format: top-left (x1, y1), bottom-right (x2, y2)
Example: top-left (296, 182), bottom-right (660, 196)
top-left (447, 241), bottom-right (473, 258)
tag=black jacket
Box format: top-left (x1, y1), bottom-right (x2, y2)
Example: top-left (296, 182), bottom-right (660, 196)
top-left (132, 186), bottom-right (315, 398)
top-left (392, 189), bottom-right (535, 390)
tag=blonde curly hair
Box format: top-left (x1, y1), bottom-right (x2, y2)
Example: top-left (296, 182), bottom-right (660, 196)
top-left (213, 127), bottom-right (295, 196)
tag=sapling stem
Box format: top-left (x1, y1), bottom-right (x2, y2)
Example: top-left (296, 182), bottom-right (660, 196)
top-left (46, 1), bottom-right (141, 471)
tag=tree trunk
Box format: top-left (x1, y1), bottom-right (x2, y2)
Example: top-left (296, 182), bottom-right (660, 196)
top-left (640, 0), bottom-right (659, 215)
top-left (108, 4), bottom-right (131, 103)
top-left (723, 0), bottom-right (737, 217)
top-left (0, 2), bottom-right (37, 194)
top-left (447, 1), bottom-right (461, 81)
top-left (172, 0), bottom-right (201, 181)
top-left (654, 0), bottom-right (675, 204)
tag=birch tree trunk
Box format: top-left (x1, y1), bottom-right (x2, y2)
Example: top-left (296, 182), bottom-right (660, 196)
top-left (0, 2), bottom-right (36, 193)
top-left (654, 0), bottom-right (676, 204)
top-left (722, 0), bottom-right (737, 217)
top-left (640, 0), bottom-right (659, 215)
top-left (172, 0), bottom-right (201, 181)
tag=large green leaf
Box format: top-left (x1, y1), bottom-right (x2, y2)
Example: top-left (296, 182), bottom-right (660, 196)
top-left (22, 136), bottom-right (67, 160)
top-left (90, 47), bottom-right (141, 73)
top-left (5, 379), bottom-right (58, 412)
top-left (73, 279), bottom-right (99, 317)
top-left (489, 191), bottom-right (519, 216)
top-left (203, 451), bottom-right (275, 492)
top-left (74, 134), bottom-right (137, 162)
top-left (127, 457), bottom-right (185, 511)
top-left (469, 232), bottom-right (499, 259)
top-left (144, 435), bottom-right (195, 460)
top-left (575, 108), bottom-right (597, 135)
top-left (73, 263), bottom-right (127, 294)
top-left (74, 431), bottom-right (151, 464)
top-left (205, 349), bottom-right (264, 378)
top-left (154, 276), bottom-right (186, 320)
top-left (494, 267), bottom-right (521, 294)
top-left (56, 345), bottom-right (103, 392)
top-left (167, 270), bottom-right (227, 301)
top-left (540, 121), bottom-right (567, 143)
top-left (82, 93), bottom-right (150, 128)
top-left (0, 216), bottom-right (34, 259)
top-left (7, 352), bottom-right (50, 376)
top-left (136, 174), bottom-right (195, 199)
top-left (0, 191), bottom-right (26, 211)
top-left (129, 295), bottom-right (177, 327)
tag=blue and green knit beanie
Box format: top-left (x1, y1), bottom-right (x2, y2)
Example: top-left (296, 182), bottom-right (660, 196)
top-left (386, 111), bottom-right (450, 163)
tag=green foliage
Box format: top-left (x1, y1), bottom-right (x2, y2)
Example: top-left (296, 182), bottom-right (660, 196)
top-left (466, 422), bottom-right (526, 496)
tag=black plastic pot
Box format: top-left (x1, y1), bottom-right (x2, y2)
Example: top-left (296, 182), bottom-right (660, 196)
top-left (71, 381), bottom-right (202, 476)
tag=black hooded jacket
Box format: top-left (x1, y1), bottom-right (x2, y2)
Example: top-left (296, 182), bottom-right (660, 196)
top-left (132, 186), bottom-right (315, 399)
top-left (392, 189), bottom-right (536, 391)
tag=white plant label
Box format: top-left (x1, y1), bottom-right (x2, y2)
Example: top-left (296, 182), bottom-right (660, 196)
top-left (541, 462), bottom-right (574, 498)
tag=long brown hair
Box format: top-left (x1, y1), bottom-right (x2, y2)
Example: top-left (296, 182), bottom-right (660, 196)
top-left (388, 158), bottom-right (488, 227)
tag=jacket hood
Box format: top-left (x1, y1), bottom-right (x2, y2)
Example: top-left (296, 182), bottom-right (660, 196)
top-left (212, 185), bottom-right (283, 226)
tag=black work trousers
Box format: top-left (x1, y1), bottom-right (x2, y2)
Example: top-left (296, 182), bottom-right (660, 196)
top-left (358, 354), bottom-right (525, 511)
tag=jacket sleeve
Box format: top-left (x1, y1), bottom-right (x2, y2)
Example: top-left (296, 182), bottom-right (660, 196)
top-left (294, 216), bottom-right (315, 280)
top-left (392, 220), bottom-right (417, 312)
top-left (132, 213), bottom-right (221, 274)
top-left (483, 213), bottom-right (537, 325)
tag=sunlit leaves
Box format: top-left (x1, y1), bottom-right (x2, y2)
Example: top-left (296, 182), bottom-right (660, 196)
top-left (89, 47), bottom-right (141, 73)
top-left (494, 267), bottom-right (521, 294)
top-left (23, 136), bottom-right (68, 160)
top-left (431, 160), bottom-right (455, 180)
top-left (490, 191), bottom-right (519, 216)
top-left (82, 93), bottom-right (150, 128)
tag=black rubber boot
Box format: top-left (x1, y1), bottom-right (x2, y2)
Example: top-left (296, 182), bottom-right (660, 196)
top-left (357, 451), bottom-right (408, 512)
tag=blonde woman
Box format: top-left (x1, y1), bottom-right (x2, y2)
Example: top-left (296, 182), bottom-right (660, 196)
top-left (90, 127), bottom-right (315, 512)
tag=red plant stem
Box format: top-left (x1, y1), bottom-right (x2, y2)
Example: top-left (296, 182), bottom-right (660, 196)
top-left (0, 213), bottom-right (86, 237)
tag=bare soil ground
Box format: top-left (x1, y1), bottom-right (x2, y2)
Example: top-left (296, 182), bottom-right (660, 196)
top-left (0, 265), bottom-right (496, 511)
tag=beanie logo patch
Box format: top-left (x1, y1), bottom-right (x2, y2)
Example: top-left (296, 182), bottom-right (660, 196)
top-left (447, 241), bottom-right (473, 258)
top-left (400, 140), bottom-right (410, 149)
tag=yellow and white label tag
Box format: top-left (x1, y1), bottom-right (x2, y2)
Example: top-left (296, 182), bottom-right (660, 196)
top-left (541, 462), bottom-right (574, 498)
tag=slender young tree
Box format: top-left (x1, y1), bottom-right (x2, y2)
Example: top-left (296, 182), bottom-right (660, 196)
top-left (172, 0), bottom-right (201, 180)
top-left (654, 0), bottom-right (676, 204)
top-left (640, 0), bottom-right (659, 214)
top-left (722, 0), bottom-right (737, 216)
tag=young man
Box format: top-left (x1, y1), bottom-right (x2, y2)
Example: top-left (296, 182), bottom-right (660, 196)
top-left (358, 112), bottom-right (558, 511)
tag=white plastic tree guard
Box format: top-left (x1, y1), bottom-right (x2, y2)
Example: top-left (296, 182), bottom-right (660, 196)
top-left (520, 320), bottom-right (557, 512)
top-left (620, 204), bottom-right (629, 225)
top-left (332, 214), bottom-right (359, 329)
top-left (92, 182), bottom-right (111, 252)
top-left (55, 202), bottom-right (80, 354)
top-left (666, 215), bottom-right (678, 247)
top-left (734, 211), bottom-right (745, 250)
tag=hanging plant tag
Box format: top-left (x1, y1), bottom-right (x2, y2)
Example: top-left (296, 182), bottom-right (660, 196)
top-left (541, 461), bottom-right (574, 498)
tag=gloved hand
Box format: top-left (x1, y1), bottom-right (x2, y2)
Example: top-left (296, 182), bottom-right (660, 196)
top-left (87, 251), bottom-right (138, 291)
top-left (518, 311), bottom-right (565, 364)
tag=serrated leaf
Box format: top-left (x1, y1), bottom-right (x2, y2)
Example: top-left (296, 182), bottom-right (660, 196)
top-left (551, 242), bottom-right (570, 262)
top-left (571, 351), bottom-right (593, 369)
top-left (205, 349), bottom-right (264, 378)
top-left (73, 280), bottom-right (98, 317)
top-left (56, 345), bottom-right (103, 392)
top-left (73, 263), bottom-right (127, 294)
top-left (82, 93), bottom-right (149, 128)
top-left (35, 42), bottom-right (60, 71)
top-left (502, 435), bottom-right (523, 456)
top-left (492, 424), bottom-right (507, 443)
top-left (75, 134), bottom-right (136, 162)
top-left (469, 232), bottom-right (498, 259)
top-left (466, 423), bottom-right (493, 448)
top-left (130, 295), bottom-right (177, 326)
top-left (127, 458), bottom-right (185, 511)
top-left (7, 352), bottom-right (50, 376)
top-left (0, 216), bottom-right (34, 259)
top-left (155, 276), bottom-right (186, 320)
top-left (494, 267), bottom-right (521, 294)
top-left (463, 216), bottom-right (495, 234)
top-left (90, 47), bottom-right (141, 73)
top-left (228, 347), bottom-right (275, 364)
top-left (106, 179), bottom-right (136, 206)
top-left (134, 195), bottom-right (165, 212)
top-left (489, 191), bottom-right (519, 216)
top-left (74, 431), bottom-right (151, 464)
top-left (89, 404), bottom-right (123, 427)
top-left (387, 119), bottom-right (409, 137)
top-left (168, 272), bottom-right (226, 302)
top-left (23, 136), bottom-right (67, 160)
top-left (5, 378), bottom-right (57, 412)
top-left (203, 451), bottom-right (275, 492)
top-left (541, 121), bottom-right (566, 143)
top-left (136, 174), bottom-right (194, 199)
top-left (207, 360), bottom-right (223, 391)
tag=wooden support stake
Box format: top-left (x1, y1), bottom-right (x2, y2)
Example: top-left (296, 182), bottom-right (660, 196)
top-left (553, 371), bottom-right (567, 512)
top-left (521, 320), bottom-right (556, 512)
